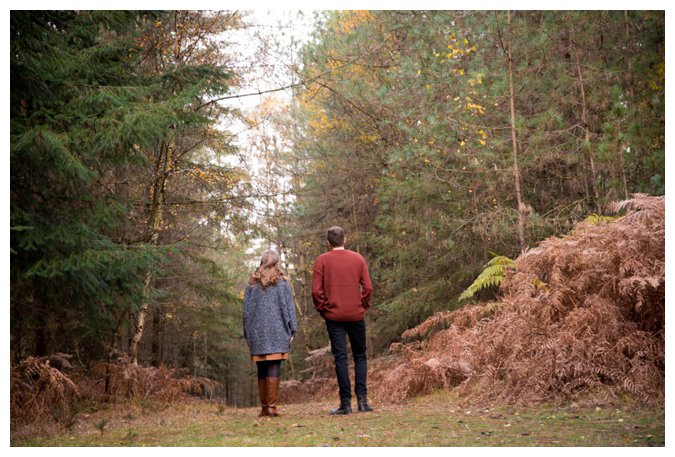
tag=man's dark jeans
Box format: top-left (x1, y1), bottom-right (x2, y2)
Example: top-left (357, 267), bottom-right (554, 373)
top-left (325, 317), bottom-right (367, 401)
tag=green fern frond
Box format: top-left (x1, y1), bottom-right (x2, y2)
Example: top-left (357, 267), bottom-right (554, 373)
top-left (459, 255), bottom-right (515, 302)
top-left (583, 213), bottom-right (619, 224)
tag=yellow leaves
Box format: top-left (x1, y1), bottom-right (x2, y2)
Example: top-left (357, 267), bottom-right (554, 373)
top-left (312, 160), bottom-right (327, 172)
top-left (468, 75), bottom-right (483, 87)
top-left (308, 112), bottom-right (341, 134)
top-left (478, 129), bottom-right (488, 145)
top-left (647, 62), bottom-right (665, 92)
top-left (465, 102), bottom-right (486, 116)
top-left (439, 34), bottom-right (476, 62)
top-left (338, 10), bottom-right (371, 33)
top-left (189, 167), bottom-right (226, 185)
top-left (357, 131), bottom-right (380, 144)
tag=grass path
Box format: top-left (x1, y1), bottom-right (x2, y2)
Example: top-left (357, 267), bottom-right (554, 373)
top-left (13, 390), bottom-right (664, 447)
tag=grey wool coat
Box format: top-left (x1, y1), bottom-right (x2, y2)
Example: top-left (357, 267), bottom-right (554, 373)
top-left (243, 280), bottom-right (298, 356)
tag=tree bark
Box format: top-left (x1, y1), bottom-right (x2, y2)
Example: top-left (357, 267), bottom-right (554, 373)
top-left (129, 139), bottom-right (173, 365)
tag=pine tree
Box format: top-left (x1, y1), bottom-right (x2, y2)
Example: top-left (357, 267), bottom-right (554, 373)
top-left (10, 11), bottom-right (242, 365)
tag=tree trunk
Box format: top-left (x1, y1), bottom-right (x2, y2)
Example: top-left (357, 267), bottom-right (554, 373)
top-left (624, 11), bottom-right (634, 97)
top-left (151, 304), bottom-right (163, 367)
top-left (349, 180), bottom-right (361, 252)
top-left (616, 10), bottom-right (631, 200)
top-left (571, 23), bottom-right (602, 214)
top-left (615, 121), bottom-right (629, 200)
top-left (507, 11), bottom-right (527, 252)
top-left (297, 252), bottom-right (313, 356)
top-left (129, 139), bottom-right (173, 365)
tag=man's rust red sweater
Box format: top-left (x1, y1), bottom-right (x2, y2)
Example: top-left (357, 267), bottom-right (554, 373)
top-left (311, 249), bottom-right (373, 322)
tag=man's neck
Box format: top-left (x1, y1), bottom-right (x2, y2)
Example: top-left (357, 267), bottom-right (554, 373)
top-left (332, 246), bottom-right (346, 251)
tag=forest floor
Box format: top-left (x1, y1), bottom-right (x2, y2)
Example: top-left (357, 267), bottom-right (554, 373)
top-left (13, 389), bottom-right (664, 447)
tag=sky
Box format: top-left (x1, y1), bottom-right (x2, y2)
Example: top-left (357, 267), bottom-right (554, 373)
top-left (215, 10), bottom-right (318, 258)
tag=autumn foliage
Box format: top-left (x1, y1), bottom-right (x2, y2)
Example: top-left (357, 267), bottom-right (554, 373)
top-left (10, 355), bottom-right (220, 436)
top-left (286, 195), bottom-right (664, 406)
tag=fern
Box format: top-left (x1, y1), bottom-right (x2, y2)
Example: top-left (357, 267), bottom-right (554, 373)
top-left (583, 213), bottom-right (619, 224)
top-left (459, 255), bottom-right (515, 302)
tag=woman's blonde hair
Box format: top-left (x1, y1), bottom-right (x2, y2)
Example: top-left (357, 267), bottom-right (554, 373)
top-left (248, 250), bottom-right (288, 288)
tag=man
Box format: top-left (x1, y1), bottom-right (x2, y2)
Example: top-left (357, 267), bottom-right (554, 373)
top-left (311, 226), bottom-right (374, 414)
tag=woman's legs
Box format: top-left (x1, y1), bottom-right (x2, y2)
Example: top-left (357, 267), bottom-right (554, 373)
top-left (256, 361), bottom-right (282, 416)
top-left (256, 361), bottom-right (269, 416)
top-left (266, 360), bottom-right (281, 378)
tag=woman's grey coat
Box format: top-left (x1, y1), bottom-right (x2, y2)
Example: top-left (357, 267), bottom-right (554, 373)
top-left (243, 280), bottom-right (298, 355)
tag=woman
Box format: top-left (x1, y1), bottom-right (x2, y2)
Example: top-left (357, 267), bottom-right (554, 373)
top-left (243, 249), bottom-right (297, 417)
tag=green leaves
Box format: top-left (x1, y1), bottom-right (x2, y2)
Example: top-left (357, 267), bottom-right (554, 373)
top-left (458, 255), bottom-right (515, 302)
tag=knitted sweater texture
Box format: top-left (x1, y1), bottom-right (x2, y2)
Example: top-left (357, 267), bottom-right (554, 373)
top-left (243, 280), bottom-right (298, 356)
top-left (311, 249), bottom-right (373, 321)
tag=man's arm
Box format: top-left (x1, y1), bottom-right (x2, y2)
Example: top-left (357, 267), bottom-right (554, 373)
top-left (360, 258), bottom-right (373, 309)
top-left (311, 258), bottom-right (328, 314)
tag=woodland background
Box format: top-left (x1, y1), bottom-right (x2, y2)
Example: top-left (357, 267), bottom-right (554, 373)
top-left (9, 10), bottom-right (664, 435)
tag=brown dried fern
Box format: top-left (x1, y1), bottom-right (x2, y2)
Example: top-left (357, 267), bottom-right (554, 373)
top-left (367, 194), bottom-right (665, 405)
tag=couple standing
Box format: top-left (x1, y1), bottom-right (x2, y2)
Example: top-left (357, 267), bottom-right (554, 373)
top-left (243, 226), bottom-right (374, 416)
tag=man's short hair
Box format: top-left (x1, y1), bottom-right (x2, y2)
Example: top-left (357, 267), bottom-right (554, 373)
top-left (326, 226), bottom-right (345, 247)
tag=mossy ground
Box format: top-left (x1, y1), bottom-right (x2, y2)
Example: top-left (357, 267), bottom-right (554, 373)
top-left (13, 390), bottom-right (664, 447)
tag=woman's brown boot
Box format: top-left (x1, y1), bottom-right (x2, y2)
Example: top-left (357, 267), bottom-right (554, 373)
top-left (257, 378), bottom-right (269, 417)
top-left (266, 377), bottom-right (281, 417)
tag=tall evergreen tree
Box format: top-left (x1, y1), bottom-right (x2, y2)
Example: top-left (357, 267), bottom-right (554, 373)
top-left (10, 11), bottom-right (245, 368)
